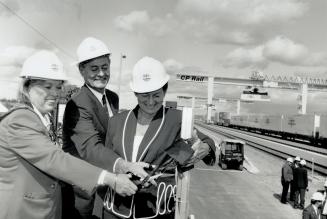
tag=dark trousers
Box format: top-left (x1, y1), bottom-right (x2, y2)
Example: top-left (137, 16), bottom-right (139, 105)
top-left (294, 188), bottom-right (306, 208)
top-left (281, 181), bottom-right (290, 203)
top-left (289, 181), bottom-right (295, 201)
top-left (62, 183), bottom-right (95, 219)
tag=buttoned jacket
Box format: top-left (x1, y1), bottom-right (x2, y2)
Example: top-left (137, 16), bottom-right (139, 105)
top-left (0, 107), bottom-right (102, 219)
top-left (62, 85), bottom-right (119, 169)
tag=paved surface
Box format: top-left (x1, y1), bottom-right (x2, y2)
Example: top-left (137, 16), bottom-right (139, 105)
top-left (188, 126), bottom-right (326, 219)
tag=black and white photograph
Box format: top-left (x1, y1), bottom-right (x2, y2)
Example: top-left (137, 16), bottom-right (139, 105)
top-left (0, 0), bottom-right (327, 219)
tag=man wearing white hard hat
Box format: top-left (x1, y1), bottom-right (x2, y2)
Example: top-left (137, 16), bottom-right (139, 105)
top-left (281, 157), bottom-right (294, 204)
top-left (294, 159), bottom-right (308, 209)
top-left (93, 56), bottom-right (216, 219)
top-left (303, 192), bottom-right (324, 219)
top-left (61, 37), bottom-right (148, 219)
top-left (291, 156), bottom-right (302, 202)
top-left (0, 51), bottom-right (137, 219)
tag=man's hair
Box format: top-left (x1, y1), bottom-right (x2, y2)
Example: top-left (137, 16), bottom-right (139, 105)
top-left (78, 54), bottom-right (110, 71)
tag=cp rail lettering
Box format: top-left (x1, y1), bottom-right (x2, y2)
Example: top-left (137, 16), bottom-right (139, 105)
top-left (180, 75), bottom-right (205, 82)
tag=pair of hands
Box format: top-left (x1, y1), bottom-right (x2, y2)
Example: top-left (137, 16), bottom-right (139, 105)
top-left (106, 160), bottom-right (156, 197)
top-left (107, 130), bottom-right (211, 197)
top-left (184, 130), bottom-right (210, 166)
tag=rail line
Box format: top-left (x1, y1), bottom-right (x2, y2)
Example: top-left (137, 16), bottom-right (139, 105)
top-left (196, 122), bottom-right (327, 176)
top-left (223, 126), bottom-right (327, 156)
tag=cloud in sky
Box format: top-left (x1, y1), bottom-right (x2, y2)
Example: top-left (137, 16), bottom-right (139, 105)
top-left (114, 0), bottom-right (308, 45)
top-left (113, 11), bottom-right (176, 37)
top-left (223, 36), bottom-right (327, 69)
top-left (163, 59), bottom-right (184, 73)
top-left (0, 46), bottom-right (35, 74)
top-left (176, 0), bottom-right (308, 25)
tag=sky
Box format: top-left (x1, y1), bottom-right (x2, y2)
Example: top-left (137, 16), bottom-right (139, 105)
top-left (1, 0), bottom-right (327, 115)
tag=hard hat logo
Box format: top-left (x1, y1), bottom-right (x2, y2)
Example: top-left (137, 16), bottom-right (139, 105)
top-left (89, 45), bottom-right (96, 51)
top-left (143, 74), bottom-right (151, 81)
top-left (51, 64), bottom-right (59, 72)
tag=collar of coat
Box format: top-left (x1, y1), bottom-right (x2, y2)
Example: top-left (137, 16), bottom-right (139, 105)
top-left (121, 105), bottom-right (166, 162)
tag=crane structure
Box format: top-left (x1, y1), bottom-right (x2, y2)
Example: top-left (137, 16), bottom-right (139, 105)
top-left (176, 71), bottom-right (327, 122)
top-left (177, 95), bottom-right (250, 115)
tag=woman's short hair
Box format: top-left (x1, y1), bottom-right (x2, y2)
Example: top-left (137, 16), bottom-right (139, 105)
top-left (17, 78), bottom-right (44, 106)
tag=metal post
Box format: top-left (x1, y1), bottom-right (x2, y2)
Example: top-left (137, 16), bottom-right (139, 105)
top-left (117, 54), bottom-right (126, 97)
top-left (207, 77), bottom-right (214, 123)
top-left (191, 97), bottom-right (195, 110)
top-left (298, 83), bottom-right (308, 114)
top-left (236, 99), bottom-right (240, 115)
top-left (311, 158), bottom-right (314, 179)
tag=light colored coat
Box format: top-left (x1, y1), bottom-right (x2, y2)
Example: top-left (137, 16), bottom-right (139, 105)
top-left (0, 107), bottom-right (102, 219)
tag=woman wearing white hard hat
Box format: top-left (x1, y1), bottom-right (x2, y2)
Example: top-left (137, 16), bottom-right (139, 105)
top-left (0, 50), bottom-right (137, 219)
top-left (303, 192), bottom-right (324, 218)
top-left (93, 56), bottom-right (216, 219)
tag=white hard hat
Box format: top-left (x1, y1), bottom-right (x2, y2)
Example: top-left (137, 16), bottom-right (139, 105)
top-left (286, 157), bottom-right (293, 163)
top-left (300, 159), bottom-right (306, 166)
top-left (130, 56), bottom-right (170, 93)
top-left (20, 50), bottom-right (67, 81)
top-left (311, 192), bottom-right (324, 201)
top-left (295, 156), bottom-right (301, 162)
top-left (76, 37), bottom-right (110, 64)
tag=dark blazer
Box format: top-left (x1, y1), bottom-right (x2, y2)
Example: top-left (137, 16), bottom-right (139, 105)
top-left (62, 85), bottom-right (120, 170)
top-left (294, 167), bottom-right (308, 189)
top-left (303, 205), bottom-right (320, 219)
top-left (0, 107), bottom-right (102, 219)
top-left (62, 85), bottom-right (120, 218)
top-left (93, 106), bottom-right (216, 218)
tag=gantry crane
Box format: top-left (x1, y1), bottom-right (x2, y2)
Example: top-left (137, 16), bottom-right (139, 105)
top-left (176, 71), bottom-right (327, 122)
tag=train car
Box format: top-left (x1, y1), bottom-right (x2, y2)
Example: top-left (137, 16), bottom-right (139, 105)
top-left (229, 115), bottom-right (249, 130)
top-left (228, 112), bottom-right (324, 146)
top-left (214, 112), bottom-right (231, 126)
top-left (258, 114), bottom-right (283, 136)
top-left (317, 115), bottom-right (327, 144)
top-left (281, 114), bottom-right (319, 142)
top-left (247, 114), bottom-right (263, 130)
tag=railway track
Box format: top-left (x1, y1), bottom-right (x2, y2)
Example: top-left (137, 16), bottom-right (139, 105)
top-left (196, 122), bottom-right (327, 176)
top-left (223, 126), bottom-right (327, 156)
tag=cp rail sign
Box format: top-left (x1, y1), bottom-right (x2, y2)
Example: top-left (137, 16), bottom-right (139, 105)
top-left (176, 74), bottom-right (208, 83)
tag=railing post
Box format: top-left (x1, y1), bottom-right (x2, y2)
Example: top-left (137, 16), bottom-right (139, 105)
top-left (175, 107), bottom-right (193, 219)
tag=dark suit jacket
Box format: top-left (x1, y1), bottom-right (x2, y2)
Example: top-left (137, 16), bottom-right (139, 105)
top-left (0, 107), bottom-right (102, 219)
top-left (62, 85), bottom-right (120, 170)
top-left (93, 105), bottom-right (216, 218)
top-left (303, 205), bottom-right (320, 219)
top-left (294, 167), bottom-right (308, 189)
